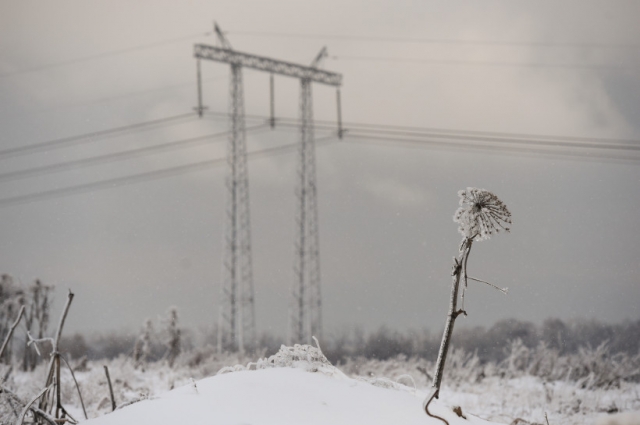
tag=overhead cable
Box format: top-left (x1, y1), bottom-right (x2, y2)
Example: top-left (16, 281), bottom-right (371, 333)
top-left (0, 32), bottom-right (211, 78)
top-left (227, 30), bottom-right (640, 49)
top-left (0, 125), bottom-right (267, 183)
top-left (344, 133), bottom-right (640, 164)
top-left (330, 55), bottom-right (639, 72)
top-left (0, 132), bottom-right (337, 208)
top-left (0, 113), bottom-right (196, 160)
top-left (203, 110), bottom-right (640, 146)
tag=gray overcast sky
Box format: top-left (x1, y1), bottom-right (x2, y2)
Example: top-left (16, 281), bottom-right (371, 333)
top-left (0, 0), bottom-right (639, 337)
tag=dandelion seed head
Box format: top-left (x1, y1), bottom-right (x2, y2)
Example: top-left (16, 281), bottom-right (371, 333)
top-left (453, 187), bottom-right (511, 241)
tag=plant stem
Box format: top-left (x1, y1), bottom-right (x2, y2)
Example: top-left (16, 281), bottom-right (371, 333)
top-left (0, 305), bottom-right (25, 361)
top-left (104, 365), bottom-right (116, 411)
top-left (431, 237), bottom-right (472, 397)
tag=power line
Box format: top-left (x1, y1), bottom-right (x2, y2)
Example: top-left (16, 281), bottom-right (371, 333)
top-left (214, 114), bottom-right (640, 159)
top-left (0, 125), bottom-right (267, 183)
top-left (344, 132), bottom-right (640, 163)
top-left (0, 113), bottom-right (196, 160)
top-left (227, 30), bottom-right (640, 50)
top-left (313, 117), bottom-right (640, 146)
top-left (0, 132), bottom-right (337, 208)
top-left (209, 113), bottom-right (640, 163)
top-left (216, 112), bottom-right (640, 160)
top-left (339, 126), bottom-right (640, 153)
top-left (330, 55), bottom-right (639, 72)
top-left (204, 110), bottom-right (640, 146)
top-left (0, 32), bottom-right (211, 79)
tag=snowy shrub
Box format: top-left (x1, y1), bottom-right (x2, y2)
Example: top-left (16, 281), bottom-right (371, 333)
top-left (132, 319), bottom-right (153, 369)
top-left (217, 337), bottom-right (346, 378)
top-left (162, 307), bottom-right (181, 368)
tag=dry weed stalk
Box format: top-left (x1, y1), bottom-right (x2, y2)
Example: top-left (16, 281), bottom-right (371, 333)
top-left (424, 188), bottom-right (511, 422)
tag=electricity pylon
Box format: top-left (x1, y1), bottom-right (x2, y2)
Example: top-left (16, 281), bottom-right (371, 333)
top-left (194, 26), bottom-right (342, 350)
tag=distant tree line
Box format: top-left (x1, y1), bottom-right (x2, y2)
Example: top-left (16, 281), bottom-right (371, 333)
top-left (321, 318), bottom-right (640, 364)
top-left (50, 317), bottom-right (639, 366)
top-left (1, 275), bottom-right (637, 366)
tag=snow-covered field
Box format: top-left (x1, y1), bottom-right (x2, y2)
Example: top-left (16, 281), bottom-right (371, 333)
top-left (6, 342), bottom-right (640, 425)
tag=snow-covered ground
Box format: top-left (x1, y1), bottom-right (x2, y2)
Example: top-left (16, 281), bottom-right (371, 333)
top-left (83, 367), bottom-right (497, 425)
top-left (6, 343), bottom-right (640, 425)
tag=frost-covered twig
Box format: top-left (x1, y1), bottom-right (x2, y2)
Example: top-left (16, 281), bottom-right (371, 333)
top-left (0, 305), bottom-right (25, 360)
top-left (431, 237), bottom-right (473, 395)
top-left (26, 331), bottom-right (55, 356)
top-left (59, 354), bottom-right (88, 419)
top-left (40, 290), bottom-right (74, 418)
top-left (0, 384), bottom-right (23, 419)
top-left (467, 276), bottom-right (509, 294)
top-left (19, 384), bottom-right (52, 425)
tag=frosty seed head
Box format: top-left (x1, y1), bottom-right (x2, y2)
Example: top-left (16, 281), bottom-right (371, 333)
top-left (453, 187), bottom-right (511, 241)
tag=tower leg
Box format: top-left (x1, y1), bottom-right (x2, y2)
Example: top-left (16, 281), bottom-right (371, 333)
top-left (219, 64), bottom-right (255, 353)
top-left (290, 78), bottom-right (322, 345)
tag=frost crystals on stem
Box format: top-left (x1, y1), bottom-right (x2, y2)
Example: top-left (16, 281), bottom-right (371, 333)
top-left (425, 188), bottom-right (512, 424)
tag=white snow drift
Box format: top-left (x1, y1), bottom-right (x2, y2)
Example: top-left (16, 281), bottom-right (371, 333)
top-left (84, 342), bottom-right (501, 425)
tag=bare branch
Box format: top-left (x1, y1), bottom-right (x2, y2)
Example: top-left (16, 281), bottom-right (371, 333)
top-left (0, 305), bottom-right (25, 360)
top-left (19, 384), bottom-right (51, 425)
top-left (104, 365), bottom-right (116, 411)
top-left (53, 290), bottom-right (75, 353)
top-left (60, 354), bottom-right (88, 419)
top-left (40, 290), bottom-right (74, 417)
top-left (467, 276), bottom-right (509, 294)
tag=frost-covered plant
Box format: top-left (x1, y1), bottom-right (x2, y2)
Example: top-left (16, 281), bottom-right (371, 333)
top-left (133, 319), bottom-right (153, 369)
top-left (217, 337), bottom-right (345, 378)
top-left (453, 188), bottom-right (511, 242)
top-left (425, 188), bottom-right (511, 421)
top-left (0, 274), bottom-right (25, 364)
top-left (163, 307), bottom-right (181, 368)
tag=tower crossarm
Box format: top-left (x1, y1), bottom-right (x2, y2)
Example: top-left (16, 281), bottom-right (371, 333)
top-left (194, 44), bottom-right (343, 87)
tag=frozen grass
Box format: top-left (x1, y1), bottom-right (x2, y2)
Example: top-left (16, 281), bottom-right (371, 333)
top-left (2, 344), bottom-right (639, 424)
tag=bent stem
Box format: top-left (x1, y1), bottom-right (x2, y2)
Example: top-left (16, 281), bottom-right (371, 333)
top-left (423, 387), bottom-right (449, 425)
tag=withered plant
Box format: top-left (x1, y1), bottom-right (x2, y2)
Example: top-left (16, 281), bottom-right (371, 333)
top-left (424, 188), bottom-right (512, 423)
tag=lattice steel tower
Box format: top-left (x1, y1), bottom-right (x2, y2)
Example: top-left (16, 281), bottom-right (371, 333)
top-left (194, 25), bottom-right (342, 351)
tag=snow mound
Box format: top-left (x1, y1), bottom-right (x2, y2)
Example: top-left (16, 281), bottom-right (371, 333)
top-left (83, 342), bottom-right (503, 425)
top-left (217, 337), bottom-right (347, 378)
